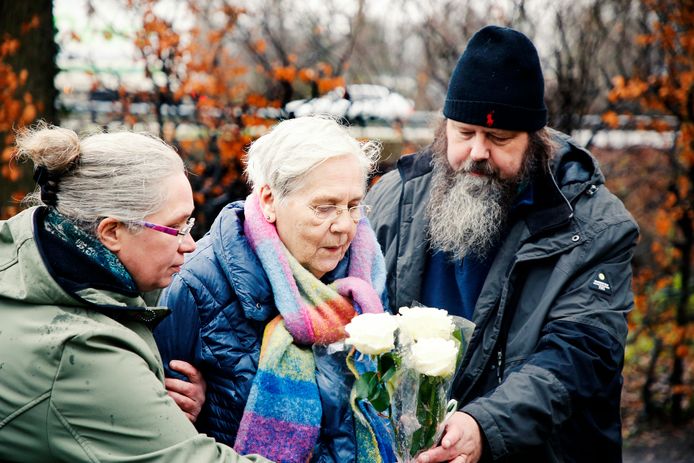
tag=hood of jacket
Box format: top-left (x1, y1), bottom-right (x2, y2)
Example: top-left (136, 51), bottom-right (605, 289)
top-left (0, 208), bottom-right (78, 306)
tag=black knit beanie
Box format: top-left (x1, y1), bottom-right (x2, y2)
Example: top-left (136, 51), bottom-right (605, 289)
top-left (443, 25), bottom-right (547, 132)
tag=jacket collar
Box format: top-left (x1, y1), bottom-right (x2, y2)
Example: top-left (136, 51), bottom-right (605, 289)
top-left (523, 130), bottom-right (605, 237)
top-left (210, 202), bottom-right (276, 322)
top-left (521, 167), bottom-right (574, 236)
top-left (397, 147), bottom-right (434, 182)
top-left (37, 207), bottom-right (139, 296)
top-left (0, 207), bottom-right (165, 326)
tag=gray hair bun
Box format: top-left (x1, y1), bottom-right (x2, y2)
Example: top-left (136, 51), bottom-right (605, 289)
top-left (16, 123), bottom-right (81, 207)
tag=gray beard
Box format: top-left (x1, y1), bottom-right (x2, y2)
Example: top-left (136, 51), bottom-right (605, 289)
top-left (426, 157), bottom-right (520, 260)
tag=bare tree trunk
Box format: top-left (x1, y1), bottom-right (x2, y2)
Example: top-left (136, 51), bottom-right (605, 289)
top-left (0, 0), bottom-right (58, 217)
top-left (670, 161), bottom-right (693, 424)
top-left (0, 0), bottom-right (58, 124)
top-left (642, 336), bottom-right (662, 419)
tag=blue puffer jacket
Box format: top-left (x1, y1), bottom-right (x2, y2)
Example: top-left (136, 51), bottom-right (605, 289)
top-left (154, 201), bottom-right (378, 462)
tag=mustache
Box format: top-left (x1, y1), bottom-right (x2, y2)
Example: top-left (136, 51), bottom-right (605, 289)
top-left (461, 159), bottom-right (499, 178)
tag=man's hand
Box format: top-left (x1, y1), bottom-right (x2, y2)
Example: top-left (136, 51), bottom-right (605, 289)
top-left (165, 360), bottom-right (206, 423)
top-left (416, 412), bottom-right (483, 463)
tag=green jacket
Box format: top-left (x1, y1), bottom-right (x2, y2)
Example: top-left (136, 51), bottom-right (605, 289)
top-left (0, 207), bottom-right (271, 463)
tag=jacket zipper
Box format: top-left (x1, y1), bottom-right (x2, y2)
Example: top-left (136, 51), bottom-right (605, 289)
top-left (455, 215), bottom-right (586, 401)
top-left (491, 243), bottom-right (582, 388)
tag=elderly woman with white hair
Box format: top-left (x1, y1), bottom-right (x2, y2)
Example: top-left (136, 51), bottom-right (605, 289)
top-left (154, 116), bottom-right (390, 462)
top-left (0, 124), bottom-right (270, 462)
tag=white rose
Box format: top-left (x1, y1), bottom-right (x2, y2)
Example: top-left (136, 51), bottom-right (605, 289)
top-left (398, 306), bottom-right (455, 342)
top-left (345, 313), bottom-right (399, 355)
top-left (409, 338), bottom-right (458, 377)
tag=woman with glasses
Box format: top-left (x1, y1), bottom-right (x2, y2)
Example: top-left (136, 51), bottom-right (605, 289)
top-left (0, 124), bottom-right (270, 462)
top-left (154, 116), bottom-right (389, 462)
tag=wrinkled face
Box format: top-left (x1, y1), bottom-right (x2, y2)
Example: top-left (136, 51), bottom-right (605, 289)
top-left (425, 120), bottom-right (536, 260)
top-left (115, 172), bottom-right (196, 291)
top-left (445, 119), bottom-right (529, 179)
top-left (266, 155), bottom-right (366, 279)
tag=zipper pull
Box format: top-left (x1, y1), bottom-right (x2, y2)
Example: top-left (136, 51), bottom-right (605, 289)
top-left (497, 349), bottom-right (503, 384)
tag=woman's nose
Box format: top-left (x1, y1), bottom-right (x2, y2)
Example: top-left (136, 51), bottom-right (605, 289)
top-left (179, 233), bottom-right (196, 253)
top-left (329, 210), bottom-right (354, 233)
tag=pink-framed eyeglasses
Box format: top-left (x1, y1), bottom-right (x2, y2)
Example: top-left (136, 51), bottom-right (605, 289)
top-left (133, 217), bottom-right (195, 244)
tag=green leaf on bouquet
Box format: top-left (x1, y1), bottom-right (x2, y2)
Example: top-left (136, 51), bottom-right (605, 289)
top-left (416, 377), bottom-right (435, 421)
top-left (410, 375), bottom-right (446, 456)
top-left (379, 352), bottom-right (400, 392)
top-left (355, 372), bottom-right (375, 399)
top-left (370, 382), bottom-right (391, 412)
top-left (354, 371), bottom-right (391, 412)
top-left (452, 329), bottom-right (465, 368)
top-left (410, 427), bottom-right (424, 455)
top-left (382, 365), bottom-right (397, 383)
top-left (410, 416), bottom-right (438, 457)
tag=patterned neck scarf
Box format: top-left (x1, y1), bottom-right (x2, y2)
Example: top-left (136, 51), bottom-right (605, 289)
top-left (234, 193), bottom-right (387, 462)
top-left (42, 208), bottom-right (137, 293)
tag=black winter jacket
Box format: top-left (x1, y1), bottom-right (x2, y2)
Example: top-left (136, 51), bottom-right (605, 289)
top-left (365, 131), bottom-right (639, 462)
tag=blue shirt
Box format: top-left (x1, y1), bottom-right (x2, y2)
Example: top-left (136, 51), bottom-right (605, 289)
top-left (420, 181), bottom-right (534, 319)
top-left (421, 249), bottom-right (495, 320)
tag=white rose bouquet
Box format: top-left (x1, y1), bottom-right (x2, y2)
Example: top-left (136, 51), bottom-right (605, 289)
top-left (344, 305), bottom-right (475, 462)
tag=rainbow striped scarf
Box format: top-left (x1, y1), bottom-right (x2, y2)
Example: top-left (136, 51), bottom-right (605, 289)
top-left (234, 194), bottom-right (387, 462)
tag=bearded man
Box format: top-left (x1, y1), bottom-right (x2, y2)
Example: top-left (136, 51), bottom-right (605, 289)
top-left (365, 25), bottom-right (639, 463)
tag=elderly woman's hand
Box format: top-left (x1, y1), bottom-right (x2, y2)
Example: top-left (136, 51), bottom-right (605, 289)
top-left (164, 360), bottom-right (207, 423)
top-left (416, 412), bottom-right (482, 463)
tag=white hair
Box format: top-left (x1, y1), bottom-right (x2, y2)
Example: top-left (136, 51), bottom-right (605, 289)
top-left (15, 122), bottom-right (185, 229)
top-left (244, 116), bottom-right (381, 200)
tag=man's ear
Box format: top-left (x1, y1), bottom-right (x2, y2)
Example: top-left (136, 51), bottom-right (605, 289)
top-left (258, 185), bottom-right (276, 223)
top-left (97, 217), bottom-right (124, 252)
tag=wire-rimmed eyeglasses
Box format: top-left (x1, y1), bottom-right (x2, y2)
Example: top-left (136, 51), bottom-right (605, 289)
top-left (308, 204), bottom-right (371, 223)
top-left (133, 217), bottom-right (195, 244)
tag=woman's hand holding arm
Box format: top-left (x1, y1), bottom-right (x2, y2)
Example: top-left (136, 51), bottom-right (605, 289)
top-left (165, 360), bottom-right (207, 423)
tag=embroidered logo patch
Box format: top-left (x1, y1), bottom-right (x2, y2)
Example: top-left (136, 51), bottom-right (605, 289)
top-left (590, 272), bottom-right (612, 295)
top-left (486, 110), bottom-right (495, 127)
